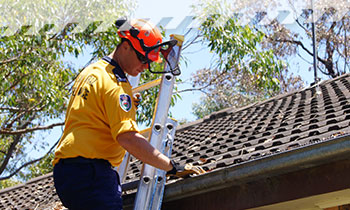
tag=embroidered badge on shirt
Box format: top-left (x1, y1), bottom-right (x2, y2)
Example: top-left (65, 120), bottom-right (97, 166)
top-left (119, 94), bottom-right (132, 112)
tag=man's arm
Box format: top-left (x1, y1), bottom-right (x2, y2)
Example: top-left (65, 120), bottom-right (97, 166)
top-left (117, 131), bottom-right (173, 172)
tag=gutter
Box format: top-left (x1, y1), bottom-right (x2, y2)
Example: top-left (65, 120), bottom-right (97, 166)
top-left (162, 134), bottom-right (350, 202)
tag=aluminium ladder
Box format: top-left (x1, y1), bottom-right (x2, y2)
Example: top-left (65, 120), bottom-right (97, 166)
top-left (118, 34), bottom-right (184, 210)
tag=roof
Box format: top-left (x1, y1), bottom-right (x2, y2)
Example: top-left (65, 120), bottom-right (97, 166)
top-left (2, 73), bottom-right (350, 209)
top-left (0, 173), bottom-right (64, 209)
top-left (124, 72), bottom-right (350, 183)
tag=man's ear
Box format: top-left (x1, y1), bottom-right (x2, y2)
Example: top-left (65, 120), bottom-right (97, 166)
top-left (121, 41), bottom-right (131, 51)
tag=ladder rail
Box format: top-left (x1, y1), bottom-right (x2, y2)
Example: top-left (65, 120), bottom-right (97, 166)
top-left (150, 118), bottom-right (177, 210)
top-left (133, 34), bottom-right (183, 210)
top-left (133, 72), bottom-right (177, 210)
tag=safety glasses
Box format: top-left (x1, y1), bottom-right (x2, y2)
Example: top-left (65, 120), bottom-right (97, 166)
top-left (130, 44), bottom-right (148, 64)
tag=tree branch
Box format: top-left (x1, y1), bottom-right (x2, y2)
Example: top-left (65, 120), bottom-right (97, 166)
top-left (0, 107), bottom-right (42, 112)
top-left (0, 119), bottom-right (32, 175)
top-left (0, 44), bottom-right (39, 66)
top-left (344, 21), bottom-right (348, 73)
top-left (295, 18), bottom-right (309, 33)
top-left (176, 87), bottom-right (209, 95)
top-left (268, 37), bottom-right (330, 68)
top-left (324, 21), bottom-right (337, 77)
top-left (0, 56), bottom-right (23, 65)
top-left (182, 33), bottom-right (202, 51)
top-left (297, 52), bottom-right (313, 65)
top-left (4, 73), bottom-right (30, 92)
top-left (0, 137), bottom-right (60, 181)
top-left (0, 122), bottom-right (64, 135)
top-left (4, 100), bottom-right (46, 129)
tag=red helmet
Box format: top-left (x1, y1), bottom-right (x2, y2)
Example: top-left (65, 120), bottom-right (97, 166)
top-left (117, 19), bottom-right (162, 63)
top-left (115, 18), bottom-right (180, 75)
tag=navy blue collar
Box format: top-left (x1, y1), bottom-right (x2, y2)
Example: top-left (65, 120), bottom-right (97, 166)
top-left (102, 56), bottom-right (127, 82)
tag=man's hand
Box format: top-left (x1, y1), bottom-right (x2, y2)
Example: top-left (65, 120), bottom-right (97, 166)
top-left (117, 132), bottom-right (173, 172)
top-left (133, 93), bottom-right (141, 108)
top-left (166, 160), bottom-right (206, 178)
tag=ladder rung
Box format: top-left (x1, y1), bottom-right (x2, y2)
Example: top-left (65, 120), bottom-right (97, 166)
top-left (132, 78), bottom-right (161, 93)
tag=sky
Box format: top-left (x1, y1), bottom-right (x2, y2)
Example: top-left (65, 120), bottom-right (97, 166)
top-left (26, 0), bottom-right (322, 159)
top-left (133, 0), bottom-right (211, 122)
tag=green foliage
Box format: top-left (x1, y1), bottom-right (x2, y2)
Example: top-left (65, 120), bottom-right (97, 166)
top-left (0, 25), bottom-right (74, 117)
top-left (136, 66), bottom-right (161, 126)
top-left (192, 96), bottom-right (225, 120)
top-left (191, 13), bottom-right (286, 119)
top-left (136, 62), bottom-right (182, 126)
top-left (0, 178), bottom-right (22, 190)
top-left (21, 153), bottom-right (54, 181)
top-left (0, 1), bottom-right (183, 182)
top-left (0, 0), bottom-right (136, 37)
top-left (0, 24), bottom-right (76, 180)
top-left (200, 14), bottom-right (282, 94)
top-left (0, 0), bottom-right (139, 182)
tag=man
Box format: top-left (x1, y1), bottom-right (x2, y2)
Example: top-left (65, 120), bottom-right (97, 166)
top-left (53, 19), bottom-right (188, 210)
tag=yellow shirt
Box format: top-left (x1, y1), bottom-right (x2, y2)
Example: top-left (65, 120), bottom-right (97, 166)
top-left (53, 56), bottom-right (139, 167)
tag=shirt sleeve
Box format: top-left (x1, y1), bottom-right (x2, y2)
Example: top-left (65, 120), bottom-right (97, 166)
top-left (104, 83), bottom-right (139, 141)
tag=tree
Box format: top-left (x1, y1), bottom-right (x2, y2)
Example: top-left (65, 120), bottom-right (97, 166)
top-left (190, 0), bottom-right (350, 79)
top-left (260, 1), bottom-right (350, 79)
top-left (0, 25), bottom-right (74, 181)
top-left (0, 0), bottom-right (183, 185)
top-left (189, 1), bottom-right (303, 119)
top-left (188, 0), bottom-right (350, 119)
top-left (0, 0), bottom-right (138, 183)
